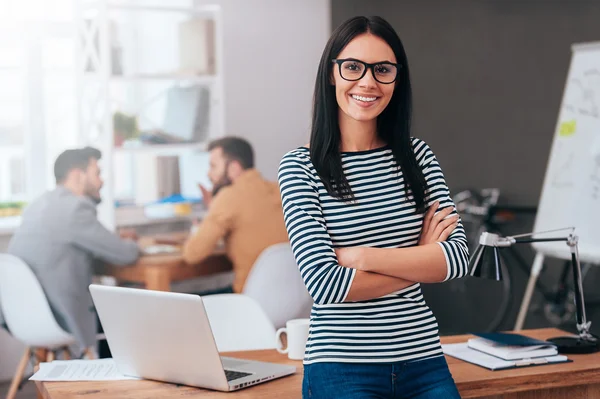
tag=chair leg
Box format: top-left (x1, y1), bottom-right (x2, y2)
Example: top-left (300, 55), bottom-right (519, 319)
top-left (83, 348), bottom-right (96, 359)
top-left (33, 349), bottom-right (47, 372)
top-left (6, 347), bottom-right (30, 399)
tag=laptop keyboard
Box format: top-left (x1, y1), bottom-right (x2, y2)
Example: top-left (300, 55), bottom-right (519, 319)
top-left (224, 369), bottom-right (252, 381)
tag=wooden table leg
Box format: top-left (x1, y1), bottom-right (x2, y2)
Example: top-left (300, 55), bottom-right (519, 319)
top-left (145, 267), bottom-right (171, 291)
top-left (33, 348), bottom-right (48, 399)
top-left (34, 382), bottom-right (50, 399)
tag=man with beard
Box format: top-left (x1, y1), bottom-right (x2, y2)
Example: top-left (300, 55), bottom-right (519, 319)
top-left (1, 146), bottom-right (139, 354)
top-left (182, 137), bottom-right (288, 293)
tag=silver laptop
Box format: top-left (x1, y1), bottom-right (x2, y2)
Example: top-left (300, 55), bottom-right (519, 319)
top-left (89, 284), bottom-right (296, 391)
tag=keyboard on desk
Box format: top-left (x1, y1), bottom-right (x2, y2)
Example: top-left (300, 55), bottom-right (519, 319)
top-left (224, 369), bottom-right (253, 381)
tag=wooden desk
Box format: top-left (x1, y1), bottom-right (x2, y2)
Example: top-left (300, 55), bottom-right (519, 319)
top-left (95, 233), bottom-right (232, 291)
top-left (36, 328), bottom-right (600, 398)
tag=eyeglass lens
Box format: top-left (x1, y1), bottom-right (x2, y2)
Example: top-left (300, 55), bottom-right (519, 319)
top-left (339, 60), bottom-right (397, 84)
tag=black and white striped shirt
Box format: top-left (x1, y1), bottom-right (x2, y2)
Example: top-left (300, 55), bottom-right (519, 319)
top-left (277, 138), bottom-right (469, 364)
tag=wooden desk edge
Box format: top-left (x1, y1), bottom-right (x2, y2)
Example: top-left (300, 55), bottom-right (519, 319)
top-left (456, 370), bottom-right (600, 398)
top-left (442, 328), bottom-right (600, 398)
top-left (34, 380), bottom-right (51, 399)
top-left (96, 252), bottom-right (233, 288)
top-left (36, 329), bottom-right (600, 398)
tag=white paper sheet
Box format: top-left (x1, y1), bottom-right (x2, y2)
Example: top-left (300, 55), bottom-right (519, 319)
top-left (29, 358), bottom-right (139, 381)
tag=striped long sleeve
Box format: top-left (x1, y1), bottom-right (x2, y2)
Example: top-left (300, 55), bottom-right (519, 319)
top-left (278, 153), bottom-right (357, 305)
top-left (413, 140), bottom-right (470, 281)
top-left (277, 140), bottom-right (465, 365)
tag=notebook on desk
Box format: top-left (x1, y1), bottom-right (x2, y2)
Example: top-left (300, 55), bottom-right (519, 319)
top-left (468, 332), bottom-right (558, 360)
top-left (443, 342), bottom-right (570, 371)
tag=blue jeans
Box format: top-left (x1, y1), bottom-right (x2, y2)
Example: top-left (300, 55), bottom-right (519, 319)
top-left (302, 355), bottom-right (461, 399)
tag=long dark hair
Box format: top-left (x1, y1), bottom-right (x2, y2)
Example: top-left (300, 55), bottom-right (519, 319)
top-left (309, 16), bottom-right (428, 211)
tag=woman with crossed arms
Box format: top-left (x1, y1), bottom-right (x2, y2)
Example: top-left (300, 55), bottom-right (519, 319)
top-left (278, 16), bottom-right (469, 399)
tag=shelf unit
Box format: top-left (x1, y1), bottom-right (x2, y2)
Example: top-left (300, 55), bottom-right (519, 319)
top-left (75, 0), bottom-right (224, 229)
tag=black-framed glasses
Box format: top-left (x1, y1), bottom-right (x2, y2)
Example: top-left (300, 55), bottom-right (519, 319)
top-left (332, 58), bottom-right (400, 84)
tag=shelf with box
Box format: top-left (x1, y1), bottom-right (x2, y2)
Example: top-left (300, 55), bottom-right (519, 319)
top-left (76, 0), bottom-right (224, 229)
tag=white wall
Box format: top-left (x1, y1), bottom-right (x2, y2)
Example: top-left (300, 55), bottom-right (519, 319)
top-left (196, 0), bottom-right (331, 180)
top-left (0, 1), bottom-right (332, 381)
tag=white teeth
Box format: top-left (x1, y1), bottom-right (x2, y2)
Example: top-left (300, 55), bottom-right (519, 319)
top-left (352, 94), bottom-right (377, 102)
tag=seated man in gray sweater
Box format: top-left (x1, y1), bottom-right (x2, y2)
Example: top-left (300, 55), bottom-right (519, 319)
top-left (1, 147), bottom-right (139, 353)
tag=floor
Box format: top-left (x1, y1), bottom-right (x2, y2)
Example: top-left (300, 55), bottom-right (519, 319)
top-left (0, 379), bottom-right (38, 399)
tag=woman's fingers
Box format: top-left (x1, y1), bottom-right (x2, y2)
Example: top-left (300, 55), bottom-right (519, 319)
top-left (431, 206), bottom-right (453, 226)
top-left (439, 221), bottom-right (459, 241)
top-left (433, 214), bottom-right (459, 239)
top-left (420, 204), bottom-right (460, 245)
top-left (422, 201), bottom-right (439, 233)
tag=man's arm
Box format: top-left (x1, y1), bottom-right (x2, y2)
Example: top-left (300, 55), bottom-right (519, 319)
top-left (68, 200), bottom-right (139, 265)
top-left (182, 191), bottom-right (232, 264)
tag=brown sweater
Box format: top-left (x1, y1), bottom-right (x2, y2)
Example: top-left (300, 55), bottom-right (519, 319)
top-left (182, 169), bottom-right (289, 293)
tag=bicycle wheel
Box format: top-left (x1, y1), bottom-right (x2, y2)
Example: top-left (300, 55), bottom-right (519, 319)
top-left (421, 256), bottom-right (512, 334)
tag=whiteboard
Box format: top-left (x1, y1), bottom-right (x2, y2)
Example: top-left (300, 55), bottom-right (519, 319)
top-left (533, 42), bottom-right (600, 263)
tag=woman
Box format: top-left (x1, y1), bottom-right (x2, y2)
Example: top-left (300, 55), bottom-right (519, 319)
top-left (278, 16), bottom-right (469, 398)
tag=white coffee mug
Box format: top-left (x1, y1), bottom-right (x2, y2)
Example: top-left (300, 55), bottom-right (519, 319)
top-left (275, 318), bottom-right (310, 360)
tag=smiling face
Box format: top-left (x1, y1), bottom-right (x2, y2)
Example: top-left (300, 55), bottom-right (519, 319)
top-left (333, 33), bottom-right (397, 125)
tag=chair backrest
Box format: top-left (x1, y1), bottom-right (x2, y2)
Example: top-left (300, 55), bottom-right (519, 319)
top-left (0, 253), bottom-right (75, 348)
top-left (201, 294), bottom-right (276, 352)
top-left (243, 243), bottom-right (313, 329)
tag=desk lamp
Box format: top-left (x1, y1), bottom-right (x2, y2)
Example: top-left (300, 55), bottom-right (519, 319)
top-left (469, 228), bottom-right (600, 354)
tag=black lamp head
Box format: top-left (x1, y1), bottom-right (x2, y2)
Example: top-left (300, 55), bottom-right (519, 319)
top-left (469, 232), bottom-right (505, 281)
top-left (468, 229), bottom-right (600, 354)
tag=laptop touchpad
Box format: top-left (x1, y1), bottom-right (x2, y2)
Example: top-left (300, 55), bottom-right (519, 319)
top-left (222, 358), bottom-right (252, 368)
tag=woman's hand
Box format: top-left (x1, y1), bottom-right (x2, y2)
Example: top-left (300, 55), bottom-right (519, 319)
top-left (419, 201), bottom-right (459, 245)
top-left (335, 247), bottom-right (367, 270)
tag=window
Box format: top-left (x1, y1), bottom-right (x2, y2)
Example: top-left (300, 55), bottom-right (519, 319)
top-left (0, 0), bottom-right (78, 226)
top-left (0, 33), bottom-right (26, 206)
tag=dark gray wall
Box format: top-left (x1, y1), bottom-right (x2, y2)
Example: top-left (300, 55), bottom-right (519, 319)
top-left (333, 0), bottom-right (600, 206)
top-left (332, 1), bottom-right (600, 333)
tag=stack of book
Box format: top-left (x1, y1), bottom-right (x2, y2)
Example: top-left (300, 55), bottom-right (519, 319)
top-left (442, 332), bottom-right (570, 370)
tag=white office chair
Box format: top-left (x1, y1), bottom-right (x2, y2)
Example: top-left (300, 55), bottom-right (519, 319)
top-left (243, 243), bottom-right (313, 329)
top-left (0, 254), bottom-right (77, 399)
top-left (201, 294), bottom-right (276, 352)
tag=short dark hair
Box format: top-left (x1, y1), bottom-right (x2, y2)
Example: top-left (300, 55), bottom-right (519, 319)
top-left (54, 146), bottom-right (102, 183)
top-left (208, 137), bottom-right (254, 169)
